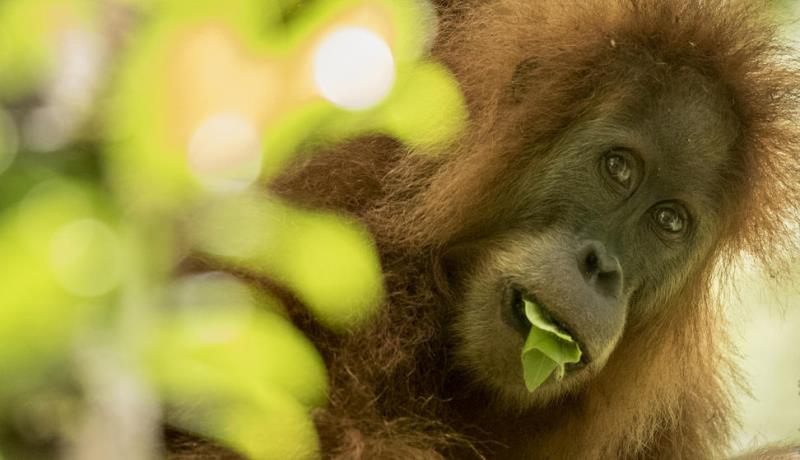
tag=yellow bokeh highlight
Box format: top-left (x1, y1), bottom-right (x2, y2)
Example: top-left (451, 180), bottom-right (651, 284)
top-left (166, 25), bottom-right (283, 155)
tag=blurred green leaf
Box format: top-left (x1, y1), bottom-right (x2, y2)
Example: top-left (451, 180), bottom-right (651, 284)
top-left (0, 177), bottom-right (119, 391)
top-left (190, 193), bottom-right (383, 329)
top-left (149, 307), bottom-right (327, 459)
top-left (170, 393), bottom-right (319, 460)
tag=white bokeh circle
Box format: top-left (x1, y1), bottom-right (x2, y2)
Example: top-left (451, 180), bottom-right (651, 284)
top-left (49, 219), bottom-right (122, 297)
top-left (187, 113), bottom-right (263, 194)
top-left (313, 27), bottom-right (396, 111)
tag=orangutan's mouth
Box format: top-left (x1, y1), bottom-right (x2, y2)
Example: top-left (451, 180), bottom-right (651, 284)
top-left (505, 285), bottom-right (590, 368)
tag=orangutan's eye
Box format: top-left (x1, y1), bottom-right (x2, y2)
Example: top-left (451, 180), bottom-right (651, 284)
top-left (600, 149), bottom-right (639, 195)
top-left (650, 202), bottom-right (690, 239)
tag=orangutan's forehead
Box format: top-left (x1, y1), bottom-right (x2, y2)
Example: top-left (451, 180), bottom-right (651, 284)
top-left (577, 72), bottom-right (740, 208)
top-left (640, 75), bottom-right (738, 200)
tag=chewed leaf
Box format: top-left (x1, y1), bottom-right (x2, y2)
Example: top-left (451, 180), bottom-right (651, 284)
top-left (521, 299), bottom-right (582, 392)
top-left (521, 344), bottom-right (559, 392)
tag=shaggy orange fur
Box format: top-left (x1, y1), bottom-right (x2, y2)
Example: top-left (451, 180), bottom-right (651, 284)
top-left (169, 1), bottom-right (800, 458)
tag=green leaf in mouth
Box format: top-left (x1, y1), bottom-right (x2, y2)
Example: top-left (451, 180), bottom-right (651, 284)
top-left (521, 298), bottom-right (583, 392)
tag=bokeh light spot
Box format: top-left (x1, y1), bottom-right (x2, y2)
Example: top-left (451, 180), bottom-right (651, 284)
top-left (171, 272), bottom-right (255, 314)
top-left (22, 105), bottom-right (72, 153)
top-left (313, 27), bottom-right (395, 110)
top-left (188, 113), bottom-right (263, 194)
top-left (49, 218), bottom-right (123, 297)
top-left (49, 27), bottom-right (106, 112)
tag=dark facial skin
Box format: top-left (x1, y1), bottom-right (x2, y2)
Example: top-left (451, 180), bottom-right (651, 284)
top-left (448, 71), bottom-right (739, 410)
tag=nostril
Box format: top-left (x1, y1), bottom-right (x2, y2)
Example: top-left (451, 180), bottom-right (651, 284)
top-left (584, 251), bottom-right (599, 275)
top-left (595, 270), bottom-right (622, 299)
top-left (578, 244), bottom-right (602, 280)
top-left (576, 240), bottom-right (623, 297)
top-left (597, 269), bottom-right (620, 287)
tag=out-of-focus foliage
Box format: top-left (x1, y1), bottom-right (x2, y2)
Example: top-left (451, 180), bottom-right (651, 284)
top-left (0, 0), bottom-right (96, 100)
top-left (0, 0), bottom-right (465, 458)
top-left (106, 0), bottom-right (463, 210)
top-left (0, 178), bottom-right (118, 388)
top-left (189, 193), bottom-right (383, 328)
top-left (150, 306), bottom-right (327, 459)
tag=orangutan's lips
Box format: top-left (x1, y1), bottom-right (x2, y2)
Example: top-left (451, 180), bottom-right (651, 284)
top-left (506, 285), bottom-right (590, 368)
